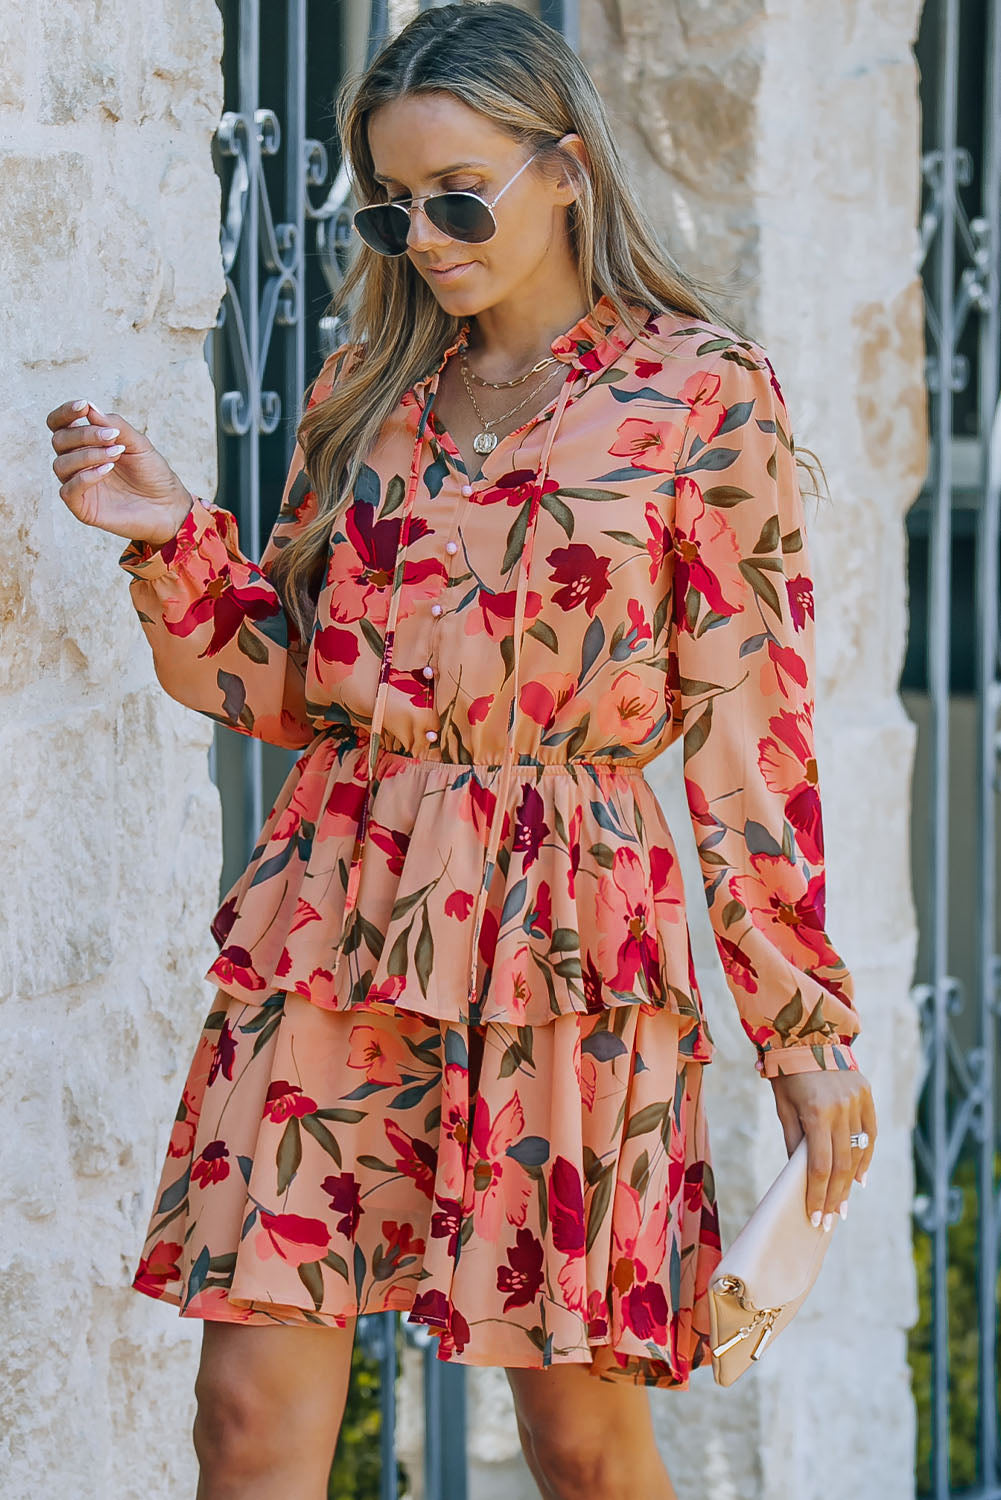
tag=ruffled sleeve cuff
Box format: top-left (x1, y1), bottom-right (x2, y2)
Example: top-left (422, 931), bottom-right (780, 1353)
top-left (118, 497), bottom-right (217, 582)
top-left (756, 1040), bottom-right (860, 1080)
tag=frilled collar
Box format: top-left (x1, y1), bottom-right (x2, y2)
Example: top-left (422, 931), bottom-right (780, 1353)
top-left (412, 292), bottom-right (640, 395)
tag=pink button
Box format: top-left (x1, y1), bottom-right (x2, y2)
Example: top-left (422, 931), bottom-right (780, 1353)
top-left (430, 602), bottom-right (443, 617)
top-left (445, 540), bottom-right (458, 554)
top-left (426, 729), bottom-right (438, 743)
top-left (460, 484), bottom-right (474, 497)
top-left (422, 665), bottom-right (434, 679)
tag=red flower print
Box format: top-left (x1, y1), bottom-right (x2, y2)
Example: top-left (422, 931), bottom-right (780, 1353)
top-left (368, 820), bottom-right (411, 877)
top-left (379, 1219), bottom-right (426, 1273)
top-left (594, 669), bottom-right (660, 745)
top-left (717, 937), bottom-right (759, 995)
top-left (582, 950), bottom-right (605, 1012)
top-left (210, 895), bottom-right (238, 946)
top-left (389, 668), bottom-right (436, 707)
top-left (465, 587), bottom-right (543, 640)
top-left (519, 671), bottom-right (576, 729)
top-left (191, 1138), bottom-right (230, 1187)
top-left (326, 506), bottom-right (441, 627)
top-left (545, 544), bottom-right (612, 616)
top-left (729, 854), bottom-right (839, 970)
top-left (586, 1288), bottom-right (610, 1340)
top-left (468, 693), bottom-right (493, 724)
top-left (208, 1019), bottom-right (238, 1084)
top-left (210, 946), bottom-right (267, 995)
top-left (312, 624), bottom-right (360, 687)
top-left (497, 1227), bottom-right (545, 1311)
top-left (759, 637), bottom-right (808, 701)
top-left (650, 844), bottom-right (683, 925)
top-left (513, 783), bottom-right (550, 869)
top-left (321, 773), bottom-right (368, 837)
top-left (623, 1281), bottom-right (670, 1344)
top-left (672, 478), bottom-right (745, 629)
top-left (385, 1119), bottom-right (438, 1199)
top-left (609, 417), bottom-right (684, 472)
top-left (549, 1157), bottom-right (586, 1256)
top-left (594, 847), bottom-right (662, 1000)
top-left (293, 966), bottom-right (338, 1007)
top-left (410, 1291), bottom-right (471, 1356)
top-left (445, 889), bottom-right (474, 920)
top-left (255, 1211), bottom-right (331, 1266)
top-left (133, 1239), bottom-right (183, 1299)
top-left (757, 707), bottom-right (823, 864)
top-left (477, 907), bottom-right (499, 966)
top-left (624, 598), bottom-right (651, 650)
top-left (322, 1171), bottom-right (363, 1237)
top-left (644, 501), bottom-right (671, 583)
top-left (458, 775), bottom-right (511, 844)
top-left (430, 1195), bottom-right (463, 1257)
top-left (288, 897), bottom-right (322, 934)
top-left (466, 1095), bottom-right (532, 1238)
top-left (527, 880), bottom-right (552, 941)
top-left (678, 369), bottom-right (726, 443)
top-left (786, 574), bottom-right (814, 632)
top-left (567, 805), bottom-right (582, 898)
top-left (684, 777), bottom-right (716, 828)
top-left (348, 1023), bottom-right (414, 1086)
top-left (476, 469), bottom-right (560, 509)
top-left (635, 358), bottom-right (663, 380)
top-left (263, 1080), bottom-right (318, 1123)
top-left (161, 555), bottom-right (283, 659)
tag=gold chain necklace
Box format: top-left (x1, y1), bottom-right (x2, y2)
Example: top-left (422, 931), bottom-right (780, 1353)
top-left (459, 351), bottom-right (563, 455)
top-left (465, 353), bottom-right (559, 389)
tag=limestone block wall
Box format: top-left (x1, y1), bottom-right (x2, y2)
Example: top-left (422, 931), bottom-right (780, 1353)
top-left (0, 4), bottom-right (224, 1495)
top-left (579, 2), bottom-right (925, 1499)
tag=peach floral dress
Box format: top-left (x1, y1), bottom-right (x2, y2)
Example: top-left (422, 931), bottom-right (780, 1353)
top-left (121, 296), bottom-right (860, 1386)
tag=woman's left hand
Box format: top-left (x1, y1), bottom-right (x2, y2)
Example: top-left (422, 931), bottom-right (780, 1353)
top-left (769, 1069), bottom-right (877, 1230)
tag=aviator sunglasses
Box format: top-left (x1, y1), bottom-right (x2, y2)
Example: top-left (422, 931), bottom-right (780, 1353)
top-left (352, 150), bottom-right (541, 257)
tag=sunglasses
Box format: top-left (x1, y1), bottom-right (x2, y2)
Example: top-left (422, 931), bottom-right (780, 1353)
top-left (352, 150), bottom-right (541, 257)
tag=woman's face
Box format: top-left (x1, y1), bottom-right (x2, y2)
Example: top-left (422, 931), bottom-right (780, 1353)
top-left (364, 92), bottom-right (582, 318)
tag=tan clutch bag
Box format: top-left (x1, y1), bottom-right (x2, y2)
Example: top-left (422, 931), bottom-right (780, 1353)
top-left (708, 1137), bottom-right (832, 1385)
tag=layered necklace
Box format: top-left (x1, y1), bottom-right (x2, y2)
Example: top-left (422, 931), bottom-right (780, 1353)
top-left (459, 348), bottom-right (564, 455)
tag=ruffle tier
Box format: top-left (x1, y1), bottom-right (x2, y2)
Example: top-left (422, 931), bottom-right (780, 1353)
top-left (205, 730), bottom-right (714, 1054)
top-left (132, 986), bottom-right (722, 1384)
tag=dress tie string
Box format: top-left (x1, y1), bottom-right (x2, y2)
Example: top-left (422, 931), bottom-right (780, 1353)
top-left (464, 372), bottom-right (575, 1015)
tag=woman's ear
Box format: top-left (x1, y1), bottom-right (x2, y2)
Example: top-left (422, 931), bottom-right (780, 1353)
top-left (553, 132), bottom-right (591, 204)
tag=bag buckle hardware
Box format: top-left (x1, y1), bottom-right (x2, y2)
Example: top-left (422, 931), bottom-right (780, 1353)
top-left (711, 1306), bottom-right (780, 1361)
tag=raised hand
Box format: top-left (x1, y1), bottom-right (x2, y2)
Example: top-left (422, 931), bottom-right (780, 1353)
top-left (47, 398), bottom-right (195, 549)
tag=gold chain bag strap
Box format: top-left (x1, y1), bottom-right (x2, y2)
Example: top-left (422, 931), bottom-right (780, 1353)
top-left (708, 1137), bottom-right (833, 1385)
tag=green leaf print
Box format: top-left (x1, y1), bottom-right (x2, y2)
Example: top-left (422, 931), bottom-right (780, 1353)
top-left (502, 504), bottom-right (532, 574)
top-left (586, 1163), bottom-right (615, 1253)
top-left (540, 489), bottom-right (575, 539)
top-left (415, 908), bottom-right (433, 998)
top-left (236, 621), bottom-right (269, 664)
top-left (772, 990), bottom-right (804, 1037)
top-left (625, 1101), bottom-right (668, 1139)
top-left (301, 1114), bottom-right (342, 1165)
top-left (297, 1260), bottom-right (325, 1309)
top-left (702, 485), bottom-right (753, 507)
top-left (276, 1115), bottom-right (302, 1193)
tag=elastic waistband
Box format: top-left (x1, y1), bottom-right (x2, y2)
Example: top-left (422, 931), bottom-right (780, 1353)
top-left (313, 728), bottom-right (648, 775)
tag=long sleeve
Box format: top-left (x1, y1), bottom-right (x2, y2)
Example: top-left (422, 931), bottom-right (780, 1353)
top-left (669, 346), bottom-right (860, 1079)
top-left (119, 346), bottom-right (355, 750)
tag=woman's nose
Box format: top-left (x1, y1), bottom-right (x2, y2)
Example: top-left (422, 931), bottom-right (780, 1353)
top-left (406, 201), bottom-right (453, 253)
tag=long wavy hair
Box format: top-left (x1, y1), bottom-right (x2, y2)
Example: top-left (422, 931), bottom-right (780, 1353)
top-left (271, 2), bottom-right (818, 638)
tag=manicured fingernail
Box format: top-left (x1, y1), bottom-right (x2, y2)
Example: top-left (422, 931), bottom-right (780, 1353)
top-left (822, 1212), bottom-right (833, 1232)
top-left (858, 1170), bottom-right (867, 1188)
top-left (71, 400), bottom-right (88, 411)
top-left (97, 427), bottom-right (120, 441)
top-left (839, 1200), bottom-right (848, 1220)
top-left (91, 461), bottom-right (114, 476)
top-left (105, 444), bottom-right (125, 457)
top-left (69, 416), bottom-right (89, 427)
top-left (810, 1210), bottom-right (822, 1228)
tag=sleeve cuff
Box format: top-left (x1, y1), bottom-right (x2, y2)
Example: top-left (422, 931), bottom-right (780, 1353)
top-left (118, 497), bottom-right (217, 582)
top-left (756, 1041), bottom-right (860, 1079)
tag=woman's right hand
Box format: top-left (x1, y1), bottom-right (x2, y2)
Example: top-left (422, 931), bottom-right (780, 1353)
top-left (47, 398), bottom-right (195, 549)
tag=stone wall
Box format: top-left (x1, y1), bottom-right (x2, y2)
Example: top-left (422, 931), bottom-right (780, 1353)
top-left (0, 3), bottom-right (223, 1495)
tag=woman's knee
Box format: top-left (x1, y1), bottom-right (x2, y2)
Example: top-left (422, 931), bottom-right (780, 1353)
top-left (522, 1421), bottom-right (639, 1500)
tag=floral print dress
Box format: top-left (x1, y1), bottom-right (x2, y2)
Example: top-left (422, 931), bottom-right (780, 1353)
top-left (122, 295), bottom-right (860, 1387)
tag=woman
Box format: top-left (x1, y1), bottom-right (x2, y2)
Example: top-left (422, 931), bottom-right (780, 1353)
top-left (47, 5), bottom-right (876, 1498)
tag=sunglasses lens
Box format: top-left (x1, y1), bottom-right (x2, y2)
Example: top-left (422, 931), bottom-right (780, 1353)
top-left (353, 204), bottom-right (410, 256)
top-left (425, 193), bottom-right (496, 243)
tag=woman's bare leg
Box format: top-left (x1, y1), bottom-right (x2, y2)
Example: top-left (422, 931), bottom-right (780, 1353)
top-left (192, 1318), bottom-right (356, 1500)
top-left (507, 1365), bottom-right (678, 1500)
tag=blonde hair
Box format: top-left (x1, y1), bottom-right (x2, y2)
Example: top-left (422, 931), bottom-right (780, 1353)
top-left (272, 1), bottom-right (817, 636)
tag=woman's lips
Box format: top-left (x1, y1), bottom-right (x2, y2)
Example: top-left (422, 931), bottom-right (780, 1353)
top-left (425, 262), bottom-right (475, 284)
